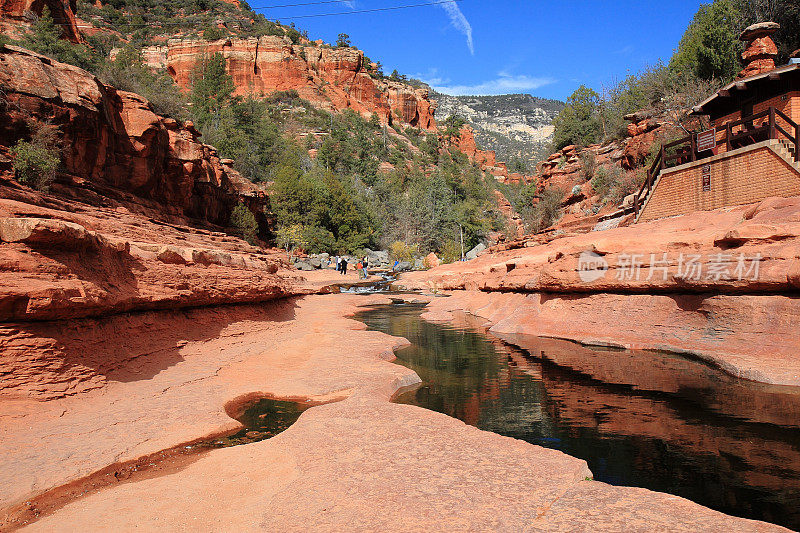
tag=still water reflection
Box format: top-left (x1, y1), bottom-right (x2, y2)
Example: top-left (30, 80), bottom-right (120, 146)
top-left (356, 303), bottom-right (800, 530)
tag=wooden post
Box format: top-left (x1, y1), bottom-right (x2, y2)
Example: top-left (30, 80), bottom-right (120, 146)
top-left (726, 123), bottom-right (732, 152)
top-left (653, 146), bottom-right (663, 191)
top-left (769, 107), bottom-right (776, 140)
top-left (690, 134), bottom-right (697, 162)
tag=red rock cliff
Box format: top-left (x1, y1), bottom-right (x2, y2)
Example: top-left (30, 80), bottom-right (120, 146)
top-left (0, 45), bottom-right (269, 235)
top-left (0, 46), bottom-right (305, 400)
top-left (452, 124), bottom-right (534, 184)
top-left (0, 0), bottom-right (81, 42)
top-left (143, 37), bottom-right (437, 131)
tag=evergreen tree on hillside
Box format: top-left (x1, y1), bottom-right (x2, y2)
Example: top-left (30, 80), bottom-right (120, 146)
top-left (190, 53), bottom-right (236, 119)
top-left (551, 85), bottom-right (602, 150)
top-left (99, 45), bottom-right (187, 119)
top-left (336, 33), bottom-right (351, 48)
top-left (670, 0), bottom-right (743, 81)
top-left (442, 115), bottom-right (467, 141)
top-left (20, 7), bottom-right (94, 70)
top-left (189, 53), bottom-right (284, 182)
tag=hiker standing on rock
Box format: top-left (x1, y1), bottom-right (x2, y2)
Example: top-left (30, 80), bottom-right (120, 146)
top-left (362, 257), bottom-right (369, 279)
top-left (341, 257), bottom-right (348, 276)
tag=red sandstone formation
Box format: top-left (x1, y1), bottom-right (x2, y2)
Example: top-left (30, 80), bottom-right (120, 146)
top-left (400, 196), bottom-right (800, 386)
top-left (452, 124), bottom-right (536, 184)
top-left (424, 251), bottom-right (440, 268)
top-left (454, 125), bottom-right (496, 167)
top-left (493, 189), bottom-right (525, 238)
top-left (0, 293), bottom-right (784, 532)
top-left (0, 46), bottom-right (268, 233)
top-left (737, 22), bottom-right (780, 80)
top-left (621, 111), bottom-right (665, 170)
top-left (0, 0), bottom-right (81, 42)
top-left (0, 46), bottom-right (306, 331)
top-left (0, 293), bottom-right (783, 532)
top-left (142, 37), bottom-right (436, 130)
top-left (0, 197), bottom-right (298, 322)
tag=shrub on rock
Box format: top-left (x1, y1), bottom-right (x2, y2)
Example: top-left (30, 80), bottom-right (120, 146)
top-left (10, 122), bottom-right (60, 191)
top-left (230, 203), bottom-right (258, 244)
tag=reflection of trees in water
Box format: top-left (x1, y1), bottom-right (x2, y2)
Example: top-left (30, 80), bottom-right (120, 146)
top-left (365, 306), bottom-right (510, 424)
top-left (357, 304), bottom-right (800, 530)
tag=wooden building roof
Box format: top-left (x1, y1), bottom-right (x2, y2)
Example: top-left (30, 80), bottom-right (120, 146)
top-left (690, 63), bottom-right (800, 119)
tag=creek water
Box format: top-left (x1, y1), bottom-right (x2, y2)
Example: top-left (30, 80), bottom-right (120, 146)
top-left (338, 272), bottom-right (396, 294)
top-left (356, 301), bottom-right (800, 530)
top-left (208, 398), bottom-right (308, 448)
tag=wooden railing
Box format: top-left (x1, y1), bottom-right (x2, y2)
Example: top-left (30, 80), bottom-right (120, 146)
top-left (634, 107), bottom-right (799, 217)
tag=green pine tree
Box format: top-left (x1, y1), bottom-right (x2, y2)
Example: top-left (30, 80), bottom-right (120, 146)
top-left (20, 6), bottom-right (94, 70)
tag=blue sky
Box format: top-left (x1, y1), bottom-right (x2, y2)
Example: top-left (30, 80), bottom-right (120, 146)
top-left (250, 0), bottom-right (706, 101)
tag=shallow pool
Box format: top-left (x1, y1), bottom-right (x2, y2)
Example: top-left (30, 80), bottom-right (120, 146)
top-left (357, 302), bottom-right (800, 530)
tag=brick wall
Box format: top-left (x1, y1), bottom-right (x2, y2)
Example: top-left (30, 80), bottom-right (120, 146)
top-left (754, 91), bottom-right (797, 122)
top-left (712, 91), bottom-right (798, 125)
top-left (637, 143), bottom-right (800, 223)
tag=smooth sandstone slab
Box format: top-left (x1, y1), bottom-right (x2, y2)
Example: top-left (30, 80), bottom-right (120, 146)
top-left (398, 198), bottom-right (800, 386)
top-left (19, 398), bottom-right (782, 532)
top-left (415, 289), bottom-right (800, 386)
top-left (2, 294), bottom-right (786, 531)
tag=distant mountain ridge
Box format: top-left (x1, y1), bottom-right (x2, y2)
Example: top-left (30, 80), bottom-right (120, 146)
top-left (430, 90), bottom-right (564, 170)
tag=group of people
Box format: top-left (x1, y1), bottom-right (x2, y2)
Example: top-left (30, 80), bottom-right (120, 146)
top-left (332, 256), bottom-right (370, 279)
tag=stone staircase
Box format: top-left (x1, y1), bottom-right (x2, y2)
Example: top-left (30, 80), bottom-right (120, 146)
top-left (772, 139), bottom-right (800, 171)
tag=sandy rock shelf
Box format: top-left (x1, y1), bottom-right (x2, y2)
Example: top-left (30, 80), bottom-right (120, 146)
top-left (398, 197), bottom-right (800, 387)
top-left (0, 293), bottom-right (786, 532)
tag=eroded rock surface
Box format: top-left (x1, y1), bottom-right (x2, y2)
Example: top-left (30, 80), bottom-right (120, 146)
top-left (0, 294), bottom-right (784, 532)
top-left (0, 45), bottom-right (305, 396)
top-left (0, 46), bottom-right (270, 236)
top-left (400, 197), bottom-right (800, 386)
top-left (142, 37), bottom-right (436, 130)
top-left (0, 0), bottom-right (81, 42)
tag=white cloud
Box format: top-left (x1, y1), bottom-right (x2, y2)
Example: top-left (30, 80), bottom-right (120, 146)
top-left (412, 67), bottom-right (451, 87)
top-left (438, 1), bottom-right (473, 55)
top-left (430, 71), bottom-right (555, 96)
top-left (338, 0), bottom-right (355, 8)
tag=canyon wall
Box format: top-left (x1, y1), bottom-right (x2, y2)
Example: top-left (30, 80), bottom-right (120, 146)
top-left (142, 37), bottom-right (437, 131)
top-left (0, 0), bottom-right (81, 42)
top-left (452, 124), bottom-right (535, 184)
top-left (0, 45), bottom-right (270, 235)
top-left (0, 46), bottom-right (310, 401)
